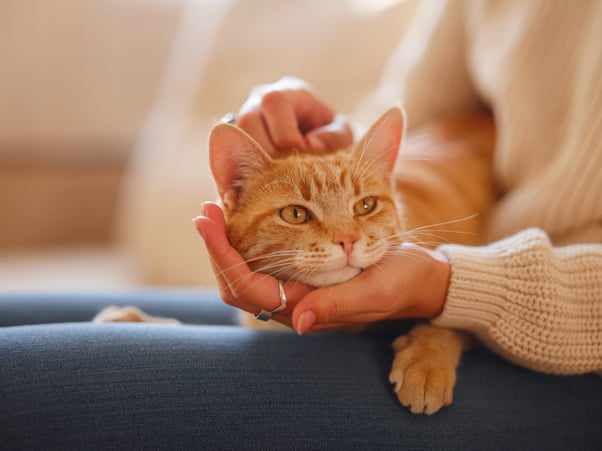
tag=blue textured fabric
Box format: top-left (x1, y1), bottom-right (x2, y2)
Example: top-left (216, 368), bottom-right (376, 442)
top-left (0, 289), bottom-right (238, 327)
top-left (0, 291), bottom-right (601, 450)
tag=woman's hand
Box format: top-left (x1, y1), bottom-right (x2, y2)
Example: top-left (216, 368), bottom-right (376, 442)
top-left (193, 202), bottom-right (314, 329)
top-left (194, 203), bottom-right (451, 333)
top-left (291, 245), bottom-right (451, 334)
top-left (231, 76), bottom-right (353, 154)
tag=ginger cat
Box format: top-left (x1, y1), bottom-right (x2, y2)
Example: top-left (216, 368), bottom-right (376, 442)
top-left (96, 107), bottom-right (494, 415)
top-left (210, 107), bottom-right (495, 414)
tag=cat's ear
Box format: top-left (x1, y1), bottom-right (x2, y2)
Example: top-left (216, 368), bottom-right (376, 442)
top-left (209, 123), bottom-right (273, 206)
top-left (352, 106), bottom-right (405, 176)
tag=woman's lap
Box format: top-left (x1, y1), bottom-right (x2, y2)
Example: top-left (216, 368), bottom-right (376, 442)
top-left (0, 291), bottom-right (600, 450)
top-left (0, 289), bottom-right (239, 327)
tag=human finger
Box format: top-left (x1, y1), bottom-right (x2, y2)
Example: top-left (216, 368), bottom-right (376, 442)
top-left (291, 270), bottom-right (399, 334)
top-left (194, 203), bottom-right (275, 311)
top-left (193, 208), bottom-right (262, 314)
top-left (259, 91), bottom-right (307, 149)
top-left (238, 77), bottom-right (340, 151)
top-left (305, 113), bottom-right (354, 151)
top-left (260, 87), bottom-right (339, 149)
top-left (238, 79), bottom-right (308, 150)
top-left (236, 110), bottom-right (277, 154)
top-left (193, 203), bottom-right (314, 322)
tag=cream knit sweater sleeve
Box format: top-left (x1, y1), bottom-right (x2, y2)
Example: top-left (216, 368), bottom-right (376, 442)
top-left (358, 0), bottom-right (602, 374)
top-left (433, 229), bottom-right (602, 375)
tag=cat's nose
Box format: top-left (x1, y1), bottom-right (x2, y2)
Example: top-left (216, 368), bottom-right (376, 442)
top-left (336, 236), bottom-right (358, 256)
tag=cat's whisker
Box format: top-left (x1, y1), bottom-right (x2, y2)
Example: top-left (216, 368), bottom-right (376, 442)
top-left (411, 241), bottom-right (448, 249)
top-left (378, 247), bottom-right (433, 266)
top-left (407, 229), bottom-right (477, 241)
top-left (369, 260), bottom-right (386, 273)
top-left (402, 234), bottom-right (452, 247)
top-left (408, 229), bottom-right (474, 238)
top-left (212, 250), bottom-right (303, 284)
top-left (392, 244), bottom-right (436, 259)
top-left (406, 214), bottom-right (479, 233)
top-left (401, 156), bottom-right (431, 161)
top-left (403, 132), bottom-right (432, 143)
top-left (251, 258), bottom-right (300, 274)
top-left (225, 259), bottom-right (301, 293)
top-left (378, 214), bottom-right (481, 248)
top-left (243, 251), bottom-right (300, 263)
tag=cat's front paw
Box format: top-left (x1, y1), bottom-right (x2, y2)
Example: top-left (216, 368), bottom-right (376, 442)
top-left (93, 306), bottom-right (180, 324)
top-left (388, 325), bottom-right (465, 415)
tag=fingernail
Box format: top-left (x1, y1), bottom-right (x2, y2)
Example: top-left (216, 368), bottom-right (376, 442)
top-left (201, 202), bottom-right (211, 215)
top-left (306, 135), bottom-right (324, 150)
top-left (192, 217), bottom-right (205, 239)
top-left (296, 311), bottom-right (316, 335)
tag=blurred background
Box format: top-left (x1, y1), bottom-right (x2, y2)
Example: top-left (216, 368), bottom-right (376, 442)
top-left (0, 0), bottom-right (418, 293)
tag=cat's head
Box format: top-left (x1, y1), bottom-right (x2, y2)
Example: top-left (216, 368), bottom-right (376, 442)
top-left (209, 107), bottom-right (406, 287)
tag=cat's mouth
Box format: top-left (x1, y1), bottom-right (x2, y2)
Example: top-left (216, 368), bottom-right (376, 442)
top-left (306, 264), bottom-right (363, 288)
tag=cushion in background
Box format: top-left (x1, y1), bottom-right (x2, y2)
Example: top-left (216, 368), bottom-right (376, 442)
top-left (116, 0), bottom-right (418, 287)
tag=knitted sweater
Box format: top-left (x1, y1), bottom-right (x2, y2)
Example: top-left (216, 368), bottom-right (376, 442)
top-left (361, 0), bottom-right (602, 374)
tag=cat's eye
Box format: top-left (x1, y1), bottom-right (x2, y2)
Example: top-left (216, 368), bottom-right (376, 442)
top-left (279, 205), bottom-right (311, 224)
top-left (353, 197), bottom-right (377, 216)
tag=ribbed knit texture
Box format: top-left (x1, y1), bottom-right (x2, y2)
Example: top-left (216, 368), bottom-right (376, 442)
top-left (435, 229), bottom-right (602, 375)
top-left (359, 0), bottom-right (602, 374)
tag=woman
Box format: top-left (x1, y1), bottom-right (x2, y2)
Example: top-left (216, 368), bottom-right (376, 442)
top-left (196, 0), bottom-right (602, 374)
top-left (2, 1), bottom-right (600, 448)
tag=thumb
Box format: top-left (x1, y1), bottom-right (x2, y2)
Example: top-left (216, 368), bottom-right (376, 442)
top-left (291, 287), bottom-right (338, 334)
top-left (292, 274), bottom-right (391, 334)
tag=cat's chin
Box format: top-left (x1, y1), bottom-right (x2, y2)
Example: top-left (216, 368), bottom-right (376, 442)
top-left (305, 266), bottom-right (363, 288)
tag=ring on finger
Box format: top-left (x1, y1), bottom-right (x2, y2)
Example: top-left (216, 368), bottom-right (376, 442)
top-left (254, 280), bottom-right (287, 321)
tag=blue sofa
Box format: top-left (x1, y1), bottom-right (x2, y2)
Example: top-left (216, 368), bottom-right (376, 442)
top-left (1, 290), bottom-right (601, 450)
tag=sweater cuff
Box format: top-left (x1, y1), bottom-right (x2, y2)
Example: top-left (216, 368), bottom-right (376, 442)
top-left (431, 228), bottom-right (558, 368)
top-left (431, 233), bottom-right (521, 334)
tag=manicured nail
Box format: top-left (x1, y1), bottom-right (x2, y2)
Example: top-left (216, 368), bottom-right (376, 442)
top-left (201, 202), bottom-right (211, 216)
top-left (306, 135), bottom-right (325, 150)
top-left (296, 311), bottom-right (316, 335)
top-left (192, 217), bottom-right (205, 239)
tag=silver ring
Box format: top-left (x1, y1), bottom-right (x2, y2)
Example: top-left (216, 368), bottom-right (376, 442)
top-left (220, 112), bottom-right (237, 124)
top-left (254, 280), bottom-right (288, 321)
